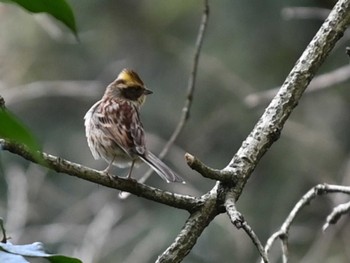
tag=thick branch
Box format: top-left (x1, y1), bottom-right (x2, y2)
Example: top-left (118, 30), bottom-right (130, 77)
top-left (0, 139), bottom-right (200, 212)
top-left (227, 0), bottom-right (350, 201)
top-left (2, 1), bottom-right (350, 262)
top-left (156, 183), bottom-right (219, 263)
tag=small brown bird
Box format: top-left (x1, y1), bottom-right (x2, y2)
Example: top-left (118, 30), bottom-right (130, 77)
top-left (84, 69), bottom-right (184, 183)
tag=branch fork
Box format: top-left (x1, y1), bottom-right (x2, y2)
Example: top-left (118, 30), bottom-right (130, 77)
top-left (2, 0), bottom-right (350, 263)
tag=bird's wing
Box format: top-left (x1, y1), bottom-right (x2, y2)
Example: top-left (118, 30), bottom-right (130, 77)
top-left (96, 99), bottom-right (146, 157)
top-left (129, 109), bottom-right (147, 156)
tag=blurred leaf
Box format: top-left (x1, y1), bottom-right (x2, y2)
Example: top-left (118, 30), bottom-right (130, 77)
top-left (0, 250), bottom-right (29, 263)
top-left (0, 242), bottom-right (82, 263)
top-left (0, 108), bottom-right (42, 162)
top-left (48, 255), bottom-right (83, 263)
top-left (0, 0), bottom-right (78, 37)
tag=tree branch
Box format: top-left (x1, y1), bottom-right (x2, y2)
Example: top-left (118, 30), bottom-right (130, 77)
top-left (1, 81), bottom-right (102, 106)
top-left (263, 184), bottom-right (350, 261)
top-left (0, 218), bottom-right (7, 243)
top-left (225, 193), bottom-right (268, 262)
top-left (245, 64), bottom-right (350, 108)
top-left (0, 139), bottom-right (200, 212)
top-left (226, 0), bottom-right (350, 203)
top-left (323, 200), bottom-right (350, 231)
top-left (134, 0), bottom-right (210, 186)
top-left (156, 183), bottom-right (219, 263)
top-left (2, 0), bottom-right (350, 262)
top-left (185, 153), bottom-right (233, 181)
top-left (282, 7), bottom-right (330, 20)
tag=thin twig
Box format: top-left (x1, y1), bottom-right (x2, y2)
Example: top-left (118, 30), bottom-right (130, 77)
top-left (323, 200), bottom-right (350, 231)
top-left (245, 64), bottom-right (350, 108)
top-left (282, 7), bottom-right (330, 20)
top-left (225, 194), bottom-right (269, 263)
top-left (162, 0), bottom-right (209, 153)
top-left (0, 217), bottom-right (6, 243)
top-left (281, 236), bottom-right (289, 263)
top-left (263, 184), bottom-right (350, 261)
top-left (1, 81), bottom-right (102, 106)
top-left (135, 0), bottom-right (209, 186)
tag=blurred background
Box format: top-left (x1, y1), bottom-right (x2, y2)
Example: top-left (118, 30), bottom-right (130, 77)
top-left (1, 0), bottom-right (350, 262)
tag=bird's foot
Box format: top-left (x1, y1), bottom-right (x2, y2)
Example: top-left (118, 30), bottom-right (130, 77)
top-left (101, 168), bottom-right (117, 180)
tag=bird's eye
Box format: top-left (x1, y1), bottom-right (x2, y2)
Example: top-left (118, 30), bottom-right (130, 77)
top-left (122, 85), bottom-right (144, 100)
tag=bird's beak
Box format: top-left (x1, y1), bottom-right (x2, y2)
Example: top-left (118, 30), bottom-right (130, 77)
top-left (144, 89), bottom-right (153, 95)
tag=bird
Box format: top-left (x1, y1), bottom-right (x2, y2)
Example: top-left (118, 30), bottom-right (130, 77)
top-left (84, 68), bottom-right (185, 183)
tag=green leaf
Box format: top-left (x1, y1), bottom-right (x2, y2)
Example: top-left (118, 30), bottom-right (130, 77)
top-left (0, 108), bottom-right (42, 162)
top-left (48, 255), bottom-right (83, 263)
top-left (0, 242), bottom-right (82, 263)
top-left (0, 0), bottom-right (78, 37)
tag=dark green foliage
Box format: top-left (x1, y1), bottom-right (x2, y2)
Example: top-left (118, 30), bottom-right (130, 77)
top-left (0, 0), bottom-right (77, 36)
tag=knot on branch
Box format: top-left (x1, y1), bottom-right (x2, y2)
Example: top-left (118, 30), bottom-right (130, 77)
top-left (314, 183), bottom-right (327, 195)
top-left (225, 194), bottom-right (244, 228)
top-left (231, 210), bottom-right (244, 229)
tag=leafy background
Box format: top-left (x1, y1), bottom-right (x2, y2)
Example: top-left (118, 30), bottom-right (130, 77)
top-left (1, 0), bottom-right (350, 262)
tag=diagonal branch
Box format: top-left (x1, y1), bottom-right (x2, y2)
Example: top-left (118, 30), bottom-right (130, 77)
top-left (225, 193), bottom-right (268, 263)
top-left (0, 139), bottom-right (200, 212)
top-left (134, 0), bottom-right (210, 186)
top-left (160, 0), bottom-right (209, 155)
top-left (2, 1), bottom-right (350, 262)
top-left (156, 182), bottom-right (219, 263)
top-left (0, 218), bottom-right (7, 243)
top-left (154, 4), bottom-right (211, 260)
top-left (226, 0), bottom-right (350, 202)
top-left (263, 184), bottom-right (350, 262)
top-left (323, 200), bottom-right (350, 231)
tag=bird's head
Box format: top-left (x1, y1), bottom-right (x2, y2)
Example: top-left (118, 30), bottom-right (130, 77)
top-left (106, 68), bottom-right (153, 106)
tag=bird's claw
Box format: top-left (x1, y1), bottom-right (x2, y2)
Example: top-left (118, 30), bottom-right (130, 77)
top-left (101, 169), bottom-right (117, 180)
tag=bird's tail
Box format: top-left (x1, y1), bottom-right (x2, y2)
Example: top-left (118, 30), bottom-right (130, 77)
top-left (140, 152), bottom-right (185, 183)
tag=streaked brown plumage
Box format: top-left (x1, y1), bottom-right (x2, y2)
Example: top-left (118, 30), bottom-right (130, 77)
top-left (84, 68), bottom-right (184, 183)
